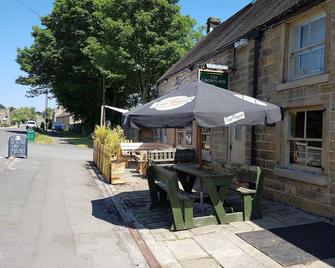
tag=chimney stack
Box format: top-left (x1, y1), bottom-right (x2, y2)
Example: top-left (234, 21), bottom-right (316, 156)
top-left (206, 17), bottom-right (221, 33)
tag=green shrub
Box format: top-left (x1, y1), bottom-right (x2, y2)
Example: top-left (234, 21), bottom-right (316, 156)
top-left (94, 126), bottom-right (125, 156)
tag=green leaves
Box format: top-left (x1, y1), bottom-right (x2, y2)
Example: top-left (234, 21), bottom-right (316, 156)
top-left (16, 0), bottom-right (202, 127)
top-left (11, 107), bottom-right (36, 123)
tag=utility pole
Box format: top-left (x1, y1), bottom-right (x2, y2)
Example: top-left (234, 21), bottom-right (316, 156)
top-left (100, 73), bottom-right (106, 126)
top-left (44, 91), bottom-right (48, 131)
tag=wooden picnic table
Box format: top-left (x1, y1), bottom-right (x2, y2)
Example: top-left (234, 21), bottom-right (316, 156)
top-left (147, 164), bottom-right (244, 231)
top-left (172, 164), bottom-right (244, 225)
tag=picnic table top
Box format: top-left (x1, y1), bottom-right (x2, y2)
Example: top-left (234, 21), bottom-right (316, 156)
top-left (121, 142), bottom-right (173, 151)
top-left (172, 163), bottom-right (234, 178)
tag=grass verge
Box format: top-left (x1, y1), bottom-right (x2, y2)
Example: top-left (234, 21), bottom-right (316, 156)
top-left (56, 131), bottom-right (93, 148)
top-left (35, 133), bottom-right (56, 144)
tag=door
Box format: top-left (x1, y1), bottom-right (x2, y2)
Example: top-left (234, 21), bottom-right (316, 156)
top-left (229, 126), bottom-right (246, 164)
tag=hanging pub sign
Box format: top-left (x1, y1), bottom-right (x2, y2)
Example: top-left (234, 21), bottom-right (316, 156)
top-left (199, 70), bottom-right (229, 89)
top-left (8, 135), bottom-right (28, 158)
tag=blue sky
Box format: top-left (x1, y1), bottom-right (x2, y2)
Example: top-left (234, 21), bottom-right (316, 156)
top-left (0, 0), bottom-right (251, 111)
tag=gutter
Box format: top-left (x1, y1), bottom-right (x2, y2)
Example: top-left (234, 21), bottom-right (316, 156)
top-left (158, 0), bottom-right (326, 83)
top-left (251, 29), bottom-right (263, 166)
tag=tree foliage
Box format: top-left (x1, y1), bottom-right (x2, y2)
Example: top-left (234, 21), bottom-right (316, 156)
top-left (11, 107), bottom-right (36, 123)
top-left (16, 0), bottom-right (201, 127)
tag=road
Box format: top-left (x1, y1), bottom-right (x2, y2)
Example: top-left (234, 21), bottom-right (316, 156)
top-left (0, 127), bottom-right (147, 268)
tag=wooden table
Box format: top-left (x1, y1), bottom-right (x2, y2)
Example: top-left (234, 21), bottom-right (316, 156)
top-left (172, 164), bottom-right (244, 226)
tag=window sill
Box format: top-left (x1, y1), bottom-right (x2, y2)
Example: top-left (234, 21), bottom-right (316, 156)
top-left (276, 73), bottom-right (329, 92)
top-left (273, 167), bottom-right (328, 186)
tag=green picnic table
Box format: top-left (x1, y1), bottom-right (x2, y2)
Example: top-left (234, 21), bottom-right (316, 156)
top-left (147, 164), bottom-right (244, 231)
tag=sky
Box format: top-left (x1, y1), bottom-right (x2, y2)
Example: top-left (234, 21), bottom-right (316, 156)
top-left (0, 0), bottom-right (251, 112)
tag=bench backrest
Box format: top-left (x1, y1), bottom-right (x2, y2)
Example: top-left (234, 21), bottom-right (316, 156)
top-left (234, 166), bottom-right (263, 194)
top-left (174, 149), bottom-right (196, 163)
top-left (148, 149), bottom-right (176, 163)
top-left (147, 165), bottom-right (179, 189)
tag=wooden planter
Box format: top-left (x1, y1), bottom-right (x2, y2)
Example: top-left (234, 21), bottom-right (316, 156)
top-left (110, 156), bottom-right (127, 184)
top-left (93, 141), bottom-right (127, 184)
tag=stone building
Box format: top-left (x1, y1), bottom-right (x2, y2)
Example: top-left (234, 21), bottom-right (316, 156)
top-left (157, 0), bottom-right (335, 219)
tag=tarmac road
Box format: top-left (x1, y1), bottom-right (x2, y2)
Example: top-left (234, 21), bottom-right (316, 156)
top-left (0, 127), bottom-right (147, 268)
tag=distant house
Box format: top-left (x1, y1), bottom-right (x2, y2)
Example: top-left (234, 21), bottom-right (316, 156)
top-left (54, 106), bottom-right (81, 130)
top-left (0, 104), bottom-right (10, 126)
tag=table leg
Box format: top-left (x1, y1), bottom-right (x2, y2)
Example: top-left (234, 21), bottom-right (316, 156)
top-left (204, 179), bottom-right (227, 224)
top-left (177, 172), bottom-right (196, 193)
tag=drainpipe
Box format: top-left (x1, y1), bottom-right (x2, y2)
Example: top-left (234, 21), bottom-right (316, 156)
top-left (251, 29), bottom-right (263, 165)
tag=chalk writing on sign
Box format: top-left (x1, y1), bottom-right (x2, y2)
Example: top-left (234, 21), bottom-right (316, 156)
top-left (8, 135), bottom-right (28, 158)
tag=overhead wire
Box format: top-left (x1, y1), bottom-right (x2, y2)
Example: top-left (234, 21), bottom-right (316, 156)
top-left (14, 0), bottom-right (41, 18)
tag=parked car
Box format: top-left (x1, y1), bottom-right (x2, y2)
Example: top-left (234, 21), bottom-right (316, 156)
top-left (26, 120), bottom-right (37, 130)
top-left (52, 122), bottom-right (65, 131)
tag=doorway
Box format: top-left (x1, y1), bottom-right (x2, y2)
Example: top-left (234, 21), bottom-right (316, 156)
top-left (229, 126), bottom-right (246, 164)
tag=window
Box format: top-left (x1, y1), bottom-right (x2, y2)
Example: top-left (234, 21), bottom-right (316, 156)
top-left (288, 109), bottom-right (323, 170)
top-left (177, 129), bottom-right (184, 145)
top-left (201, 128), bottom-right (211, 151)
top-left (289, 13), bottom-right (326, 80)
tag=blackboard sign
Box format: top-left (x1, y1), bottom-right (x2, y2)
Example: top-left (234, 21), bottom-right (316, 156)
top-left (8, 135), bottom-right (28, 158)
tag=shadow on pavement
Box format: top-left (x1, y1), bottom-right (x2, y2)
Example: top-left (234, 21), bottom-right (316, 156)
top-left (91, 198), bottom-right (126, 226)
top-left (5, 129), bottom-right (27, 135)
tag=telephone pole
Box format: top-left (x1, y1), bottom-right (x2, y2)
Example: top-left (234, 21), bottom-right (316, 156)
top-left (100, 73), bottom-right (106, 126)
top-left (44, 91), bottom-right (48, 131)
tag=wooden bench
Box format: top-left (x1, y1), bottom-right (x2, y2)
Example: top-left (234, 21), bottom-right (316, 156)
top-left (147, 165), bottom-right (196, 230)
top-left (229, 166), bottom-right (264, 220)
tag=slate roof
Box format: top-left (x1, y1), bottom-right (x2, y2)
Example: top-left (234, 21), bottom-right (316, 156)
top-left (159, 0), bottom-right (326, 82)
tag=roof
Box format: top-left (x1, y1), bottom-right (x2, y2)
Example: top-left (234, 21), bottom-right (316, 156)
top-left (159, 0), bottom-right (325, 82)
top-left (56, 111), bottom-right (71, 118)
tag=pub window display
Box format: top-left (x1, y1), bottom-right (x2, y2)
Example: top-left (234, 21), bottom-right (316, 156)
top-left (288, 109), bottom-right (323, 169)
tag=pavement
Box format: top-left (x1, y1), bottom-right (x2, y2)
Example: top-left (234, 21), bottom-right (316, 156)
top-left (0, 127), bottom-right (148, 268)
top-left (2, 126), bottom-right (335, 268)
top-left (98, 162), bottom-right (335, 268)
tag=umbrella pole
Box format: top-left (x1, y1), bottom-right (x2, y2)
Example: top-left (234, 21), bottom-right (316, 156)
top-left (197, 126), bottom-right (204, 211)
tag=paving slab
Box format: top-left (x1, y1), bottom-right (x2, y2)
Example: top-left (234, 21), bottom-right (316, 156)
top-left (181, 258), bottom-right (221, 268)
top-left (103, 165), bottom-right (331, 268)
top-left (165, 239), bottom-right (208, 261)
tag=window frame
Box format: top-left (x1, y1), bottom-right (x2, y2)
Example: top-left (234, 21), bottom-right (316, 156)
top-left (201, 128), bottom-right (211, 151)
top-left (288, 12), bottom-right (326, 81)
top-left (176, 128), bottom-right (184, 146)
top-left (284, 106), bottom-right (325, 173)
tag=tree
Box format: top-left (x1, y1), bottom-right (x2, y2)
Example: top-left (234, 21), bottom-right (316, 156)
top-left (84, 0), bottom-right (201, 102)
top-left (17, 0), bottom-right (104, 127)
top-left (11, 107), bottom-right (36, 124)
top-left (16, 0), bottom-right (201, 127)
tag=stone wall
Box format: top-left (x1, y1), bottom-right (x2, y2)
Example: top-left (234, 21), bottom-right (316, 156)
top-left (158, 2), bottom-right (335, 219)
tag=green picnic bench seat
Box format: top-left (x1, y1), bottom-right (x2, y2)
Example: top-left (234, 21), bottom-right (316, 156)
top-left (147, 165), bottom-right (196, 230)
top-left (229, 166), bottom-right (264, 220)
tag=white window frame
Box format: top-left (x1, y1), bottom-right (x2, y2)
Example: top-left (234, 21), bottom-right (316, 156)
top-left (288, 12), bottom-right (326, 81)
top-left (176, 128), bottom-right (184, 146)
top-left (201, 128), bottom-right (211, 151)
top-left (201, 128), bottom-right (212, 162)
top-left (284, 107), bottom-right (325, 173)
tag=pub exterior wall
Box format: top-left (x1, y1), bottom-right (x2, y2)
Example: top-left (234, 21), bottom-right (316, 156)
top-left (158, 2), bottom-right (335, 219)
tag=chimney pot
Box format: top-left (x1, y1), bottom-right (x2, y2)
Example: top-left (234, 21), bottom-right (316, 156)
top-left (206, 17), bottom-right (221, 33)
